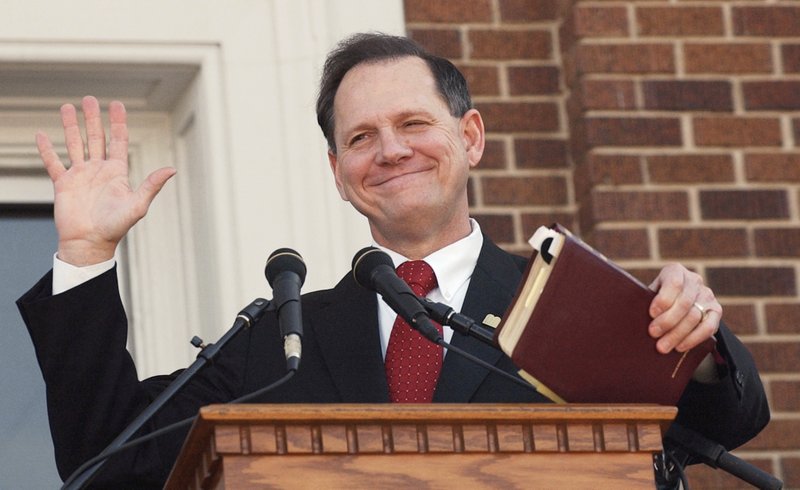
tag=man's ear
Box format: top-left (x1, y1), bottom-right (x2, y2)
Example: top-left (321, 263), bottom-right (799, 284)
top-left (328, 150), bottom-right (349, 201)
top-left (461, 109), bottom-right (485, 169)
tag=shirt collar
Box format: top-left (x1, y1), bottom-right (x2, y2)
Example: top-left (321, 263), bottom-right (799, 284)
top-left (374, 218), bottom-right (483, 302)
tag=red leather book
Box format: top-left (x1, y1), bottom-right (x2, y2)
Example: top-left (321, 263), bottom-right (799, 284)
top-left (494, 224), bottom-right (715, 405)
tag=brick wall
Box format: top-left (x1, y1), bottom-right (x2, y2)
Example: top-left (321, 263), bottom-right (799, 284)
top-left (404, 0), bottom-right (800, 488)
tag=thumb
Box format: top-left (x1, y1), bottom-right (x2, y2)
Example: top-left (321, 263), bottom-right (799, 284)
top-left (136, 167), bottom-right (177, 208)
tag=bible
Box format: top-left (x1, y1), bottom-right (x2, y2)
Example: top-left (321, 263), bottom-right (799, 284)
top-left (494, 224), bottom-right (715, 405)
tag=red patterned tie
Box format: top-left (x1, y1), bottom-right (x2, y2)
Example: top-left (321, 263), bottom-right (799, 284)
top-left (385, 260), bottom-right (443, 403)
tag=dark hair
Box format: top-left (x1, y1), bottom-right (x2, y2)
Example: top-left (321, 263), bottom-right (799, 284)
top-left (316, 32), bottom-right (472, 153)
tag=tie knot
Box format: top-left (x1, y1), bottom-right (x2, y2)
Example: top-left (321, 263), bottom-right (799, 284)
top-left (396, 260), bottom-right (438, 297)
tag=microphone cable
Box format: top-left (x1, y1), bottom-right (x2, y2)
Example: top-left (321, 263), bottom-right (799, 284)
top-left (60, 369), bottom-right (296, 490)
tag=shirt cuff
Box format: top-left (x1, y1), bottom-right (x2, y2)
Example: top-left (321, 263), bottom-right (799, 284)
top-left (52, 253), bottom-right (116, 295)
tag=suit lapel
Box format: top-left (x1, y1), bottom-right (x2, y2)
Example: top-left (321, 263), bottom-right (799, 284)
top-left (307, 273), bottom-right (390, 402)
top-left (433, 237), bottom-right (525, 402)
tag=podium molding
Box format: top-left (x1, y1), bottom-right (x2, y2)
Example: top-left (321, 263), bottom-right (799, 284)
top-left (166, 403), bottom-right (676, 489)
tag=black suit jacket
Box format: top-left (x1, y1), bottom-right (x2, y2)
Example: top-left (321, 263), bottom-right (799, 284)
top-left (17, 236), bottom-right (769, 487)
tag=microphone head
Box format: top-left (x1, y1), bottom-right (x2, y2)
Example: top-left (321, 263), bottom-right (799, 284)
top-left (265, 248), bottom-right (307, 286)
top-left (352, 246), bottom-right (393, 290)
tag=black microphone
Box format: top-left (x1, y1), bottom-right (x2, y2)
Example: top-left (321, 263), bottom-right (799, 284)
top-left (352, 247), bottom-right (442, 343)
top-left (265, 248), bottom-right (306, 371)
top-left (421, 298), bottom-right (498, 348)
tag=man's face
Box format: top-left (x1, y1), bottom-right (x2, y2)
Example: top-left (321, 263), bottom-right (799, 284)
top-left (328, 56), bottom-right (484, 244)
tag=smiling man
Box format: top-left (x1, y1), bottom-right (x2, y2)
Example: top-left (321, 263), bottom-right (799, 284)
top-left (17, 32), bottom-right (769, 487)
top-left (328, 55), bottom-right (481, 260)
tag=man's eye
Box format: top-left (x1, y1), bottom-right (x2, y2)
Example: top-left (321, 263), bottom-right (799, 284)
top-left (349, 133), bottom-right (368, 145)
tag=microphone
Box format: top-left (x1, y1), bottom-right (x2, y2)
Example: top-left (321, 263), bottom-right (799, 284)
top-left (352, 247), bottom-right (543, 399)
top-left (421, 298), bottom-right (497, 348)
top-left (351, 247), bottom-right (442, 343)
top-left (265, 248), bottom-right (306, 371)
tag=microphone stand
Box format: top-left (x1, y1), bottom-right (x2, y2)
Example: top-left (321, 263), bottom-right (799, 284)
top-left (62, 298), bottom-right (273, 490)
top-left (664, 423), bottom-right (783, 490)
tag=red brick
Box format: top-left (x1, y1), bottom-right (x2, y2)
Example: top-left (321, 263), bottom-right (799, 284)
top-left (514, 138), bottom-right (568, 169)
top-left (693, 117), bottom-right (782, 147)
top-left (573, 5), bottom-right (628, 37)
top-left (744, 81), bottom-right (800, 110)
top-left (658, 228), bottom-right (749, 259)
top-left (407, 29), bottom-right (463, 59)
top-left (586, 228), bottom-right (650, 259)
top-left (637, 7), bottom-right (724, 37)
top-left (577, 44), bottom-right (674, 74)
top-left (684, 43), bottom-right (772, 74)
top-left (642, 80), bottom-right (732, 111)
top-left (685, 459), bottom-right (775, 490)
top-left (479, 139), bottom-right (507, 170)
top-left (507, 65), bottom-right (560, 95)
top-left (784, 457), bottom-right (800, 490)
top-left (700, 190), bottom-right (789, 220)
top-left (585, 117), bottom-right (681, 147)
top-left (499, 0), bottom-right (558, 22)
top-left (456, 64), bottom-right (500, 96)
top-left (482, 176), bottom-right (568, 205)
top-left (469, 30), bottom-right (552, 60)
top-left (521, 213), bottom-right (578, 240)
top-left (478, 102), bottom-right (560, 132)
top-left (473, 213), bottom-right (516, 243)
top-left (589, 191), bottom-right (689, 222)
top-left (404, 0), bottom-right (493, 23)
top-left (574, 154), bottom-right (643, 199)
top-left (733, 6), bottom-right (800, 37)
top-left (706, 267), bottom-right (796, 297)
top-left (784, 44), bottom-right (800, 73)
top-left (573, 155), bottom-right (634, 199)
top-left (646, 154), bottom-right (735, 183)
top-left (720, 303), bottom-right (758, 335)
top-left (579, 79), bottom-right (637, 110)
top-left (795, 118), bottom-right (800, 146)
top-left (745, 153), bottom-right (800, 182)
top-left (741, 417), bottom-right (800, 448)
top-left (766, 304), bottom-right (800, 334)
top-left (755, 228), bottom-right (800, 258)
top-left (771, 380), bottom-right (800, 411)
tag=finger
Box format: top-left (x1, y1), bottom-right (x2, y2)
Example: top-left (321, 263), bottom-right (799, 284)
top-left (60, 103), bottom-right (85, 166)
top-left (648, 267), bottom-right (701, 337)
top-left (82, 96), bottom-right (107, 161)
top-left (655, 303), bottom-right (705, 353)
top-left (133, 167), bottom-right (177, 217)
top-left (675, 310), bottom-right (720, 352)
top-left (36, 131), bottom-right (67, 182)
top-left (107, 100), bottom-right (129, 164)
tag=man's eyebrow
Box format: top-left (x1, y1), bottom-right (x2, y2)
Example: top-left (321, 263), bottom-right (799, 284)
top-left (342, 109), bottom-right (437, 135)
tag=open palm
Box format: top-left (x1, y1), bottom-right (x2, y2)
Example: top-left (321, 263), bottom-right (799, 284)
top-left (37, 96), bottom-right (175, 266)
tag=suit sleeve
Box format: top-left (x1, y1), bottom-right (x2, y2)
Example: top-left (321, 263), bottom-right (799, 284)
top-left (671, 320), bottom-right (770, 451)
top-left (16, 267), bottom-right (244, 487)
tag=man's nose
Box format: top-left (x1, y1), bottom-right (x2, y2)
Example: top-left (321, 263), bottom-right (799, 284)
top-left (376, 129), bottom-right (413, 165)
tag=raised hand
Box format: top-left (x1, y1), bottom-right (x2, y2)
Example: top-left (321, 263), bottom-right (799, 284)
top-left (37, 96), bottom-right (176, 266)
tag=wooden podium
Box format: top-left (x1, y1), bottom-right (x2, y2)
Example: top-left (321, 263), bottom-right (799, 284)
top-left (165, 404), bottom-right (676, 489)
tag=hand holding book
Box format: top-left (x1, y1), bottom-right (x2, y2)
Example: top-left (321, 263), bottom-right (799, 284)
top-left (494, 224), bottom-right (717, 405)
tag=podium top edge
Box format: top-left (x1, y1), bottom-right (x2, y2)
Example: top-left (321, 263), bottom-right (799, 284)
top-left (197, 403), bottom-right (677, 423)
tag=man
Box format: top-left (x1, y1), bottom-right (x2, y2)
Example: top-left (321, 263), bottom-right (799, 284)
top-left (18, 33), bottom-right (769, 487)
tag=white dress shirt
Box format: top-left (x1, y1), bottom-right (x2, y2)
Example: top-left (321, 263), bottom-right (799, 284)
top-left (374, 219), bottom-right (483, 359)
